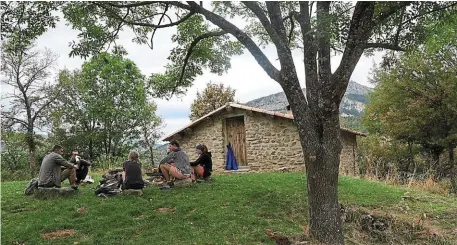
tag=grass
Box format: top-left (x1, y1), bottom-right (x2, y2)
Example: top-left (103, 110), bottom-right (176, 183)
top-left (1, 172), bottom-right (457, 245)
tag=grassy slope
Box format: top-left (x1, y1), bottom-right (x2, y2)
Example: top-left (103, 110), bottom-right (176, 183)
top-left (1, 173), bottom-right (456, 245)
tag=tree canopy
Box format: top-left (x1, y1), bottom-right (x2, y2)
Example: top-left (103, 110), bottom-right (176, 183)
top-left (51, 51), bottom-right (162, 159)
top-left (189, 82), bottom-right (236, 120)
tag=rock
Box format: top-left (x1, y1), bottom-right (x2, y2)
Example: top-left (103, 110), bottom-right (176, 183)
top-left (33, 187), bottom-right (78, 199)
top-left (277, 166), bottom-right (294, 172)
top-left (24, 178), bottom-right (38, 195)
top-left (173, 178), bottom-right (193, 187)
top-left (360, 214), bottom-right (389, 232)
top-left (122, 189), bottom-right (143, 196)
top-left (361, 214), bottom-right (375, 231)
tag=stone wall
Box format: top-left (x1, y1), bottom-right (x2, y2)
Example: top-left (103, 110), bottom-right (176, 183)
top-left (244, 112), bottom-right (304, 171)
top-left (171, 117), bottom-right (225, 169)
top-left (168, 108), bottom-right (361, 176)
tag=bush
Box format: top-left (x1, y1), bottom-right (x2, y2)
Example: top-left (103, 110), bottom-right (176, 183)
top-left (1, 133), bottom-right (31, 181)
top-left (92, 155), bottom-right (125, 170)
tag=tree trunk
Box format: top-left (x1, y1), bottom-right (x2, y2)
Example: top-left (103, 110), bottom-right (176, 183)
top-left (282, 73), bottom-right (344, 244)
top-left (304, 116), bottom-right (344, 244)
top-left (431, 149), bottom-right (441, 181)
top-left (89, 139), bottom-right (94, 160)
top-left (149, 146), bottom-right (155, 166)
top-left (26, 129), bottom-right (37, 177)
top-left (449, 144), bottom-right (457, 194)
top-left (405, 141), bottom-right (414, 172)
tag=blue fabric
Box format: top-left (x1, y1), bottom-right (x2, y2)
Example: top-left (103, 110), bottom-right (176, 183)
top-left (226, 144), bottom-right (232, 170)
top-left (226, 143), bottom-right (239, 170)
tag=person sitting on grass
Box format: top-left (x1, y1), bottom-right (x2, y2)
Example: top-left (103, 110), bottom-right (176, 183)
top-left (190, 144), bottom-right (213, 182)
top-left (120, 151), bottom-right (145, 190)
top-left (38, 145), bottom-right (79, 190)
top-left (69, 151), bottom-right (92, 184)
top-left (158, 140), bottom-right (191, 189)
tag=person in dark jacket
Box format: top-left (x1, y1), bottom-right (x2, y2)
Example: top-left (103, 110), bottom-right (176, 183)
top-left (190, 144), bottom-right (212, 181)
top-left (69, 151), bottom-right (92, 184)
top-left (120, 151), bottom-right (144, 190)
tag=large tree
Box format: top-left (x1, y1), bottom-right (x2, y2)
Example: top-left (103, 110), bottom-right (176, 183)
top-left (190, 82), bottom-right (236, 120)
top-left (363, 41), bottom-right (457, 192)
top-left (1, 1), bottom-right (62, 176)
top-left (51, 51), bottom-right (161, 158)
top-left (6, 1), bottom-right (454, 243)
top-left (0, 43), bottom-right (59, 176)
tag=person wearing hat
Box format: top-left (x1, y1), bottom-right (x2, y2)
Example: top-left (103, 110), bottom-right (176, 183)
top-left (190, 144), bottom-right (213, 181)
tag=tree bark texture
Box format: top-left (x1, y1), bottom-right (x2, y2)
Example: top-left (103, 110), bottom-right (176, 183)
top-left (26, 129), bottom-right (37, 177)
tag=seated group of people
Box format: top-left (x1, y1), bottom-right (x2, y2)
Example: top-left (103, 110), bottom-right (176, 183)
top-left (157, 140), bottom-right (213, 189)
top-left (38, 145), bottom-right (92, 190)
top-left (37, 140), bottom-right (212, 191)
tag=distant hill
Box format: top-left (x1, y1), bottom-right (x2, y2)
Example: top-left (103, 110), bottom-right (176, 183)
top-left (244, 81), bottom-right (373, 131)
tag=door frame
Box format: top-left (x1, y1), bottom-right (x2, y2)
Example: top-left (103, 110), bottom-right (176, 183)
top-left (222, 115), bottom-right (247, 166)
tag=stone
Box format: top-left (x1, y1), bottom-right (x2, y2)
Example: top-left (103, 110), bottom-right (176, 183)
top-left (33, 187), bottom-right (78, 199)
top-left (277, 167), bottom-right (294, 172)
top-left (122, 189), bottom-right (143, 196)
top-left (173, 178), bottom-right (193, 187)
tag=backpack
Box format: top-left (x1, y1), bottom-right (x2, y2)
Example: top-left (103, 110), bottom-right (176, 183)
top-left (24, 178), bottom-right (38, 195)
top-left (94, 170), bottom-right (123, 197)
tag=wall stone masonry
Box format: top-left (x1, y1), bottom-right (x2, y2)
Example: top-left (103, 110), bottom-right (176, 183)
top-left (167, 107), bottom-right (361, 176)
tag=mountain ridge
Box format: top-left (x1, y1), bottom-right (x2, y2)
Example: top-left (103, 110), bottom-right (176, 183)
top-left (244, 81), bottom-right (373, 130)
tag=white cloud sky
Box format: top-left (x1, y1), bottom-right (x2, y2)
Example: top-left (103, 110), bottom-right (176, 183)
top-left (1, 9), bottom-right (384, 142)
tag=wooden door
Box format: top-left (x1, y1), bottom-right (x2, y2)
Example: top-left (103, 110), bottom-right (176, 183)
top-left (226, 116), bottom-right (247, 166)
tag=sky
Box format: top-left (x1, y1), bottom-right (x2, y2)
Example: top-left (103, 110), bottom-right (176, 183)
top-left (1, 8), bottom-right (383, 142)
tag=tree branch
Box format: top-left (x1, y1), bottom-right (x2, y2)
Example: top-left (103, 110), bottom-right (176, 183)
top-left (95, 2), bottom-right (195, 29)
top-left (105, 1), bottom-right (160, 8)
top-left (365, 42), bottom-right (405, 51)
top-left (265, 2), bottom-right (288, 41)
top-left (282, 13), bottom-right (295, 45)
top-left (374, 1), bottom-right (412, 25)
top-left (187, 1), bottom-right (280, 81)
top-left (242, 2), bottom-right (284, 48)
top-left (316, 2), bottom-right (331, 85)
top-left (112, 7), bottom-right (130, 38)
top-left (401, 2), bottom-right (457, 26)
top-left (149, 4), bottom-right (170, 50)
top-left (394, 7), bottom-right (405, 45)
top-left (1, 114), bottom-right (29, 128)
top-left (297, 1), bottom-right (317, 107)
top-left (264, 1), bottom-right (296, 71)
top-left (332, 2), bottom-right (375, 102)
top-left (172, 30), bottom-right (228, 96)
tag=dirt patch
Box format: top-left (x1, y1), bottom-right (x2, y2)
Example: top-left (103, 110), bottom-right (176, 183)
top-left (41, 229), bottom-right (76, 239)
top-left (155, 207), bottom-right (176, 214)
top-left (76, 206), bottom-right (87, 214)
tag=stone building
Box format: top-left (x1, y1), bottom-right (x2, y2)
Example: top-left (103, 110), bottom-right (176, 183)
top-left (163, 103), bottom-right (365, 176)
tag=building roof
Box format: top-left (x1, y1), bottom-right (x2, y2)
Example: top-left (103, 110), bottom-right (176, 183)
top-left (162, 102), bottom-right (366, 141)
